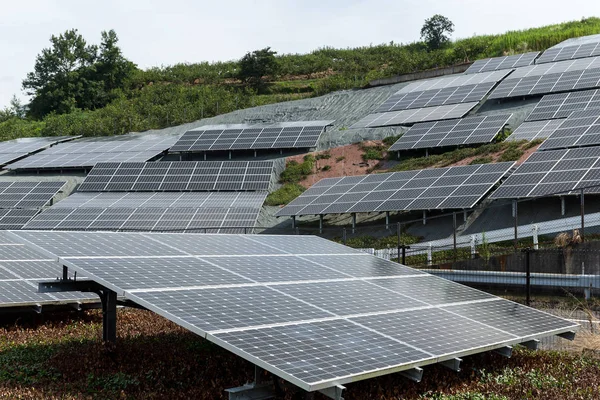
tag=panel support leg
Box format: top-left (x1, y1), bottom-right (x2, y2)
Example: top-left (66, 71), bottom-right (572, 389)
top-left (319, 214), bottom-right (324, 234)
top-left (351, 213), bottom-right (356, 234)
top-left (291, 216), bottom-right (296, 230)
top-left (318, 385), bottom-right (345, 400)
top-left (229, 151), bottom-right (232, 160)
top-left (463, 210), bottom-right (467, 222)
top-left (400, 367), bottom-right (423, 382)
top-left (101, 289), bottom-right (118, 343)
top-left (422, 210), bottom-right (426, 225)
top-left (494, 346), bottom-right (513, 358)
top-left (225, 365), bottom-right (277, 400)
top-left (520, 339), bottom-right (540, 350)
top-left (441, 358), bottom-right (462, 372)
top-left (385, 211), bottom-right (390, 230)
top-left (560, 196), bottom-right (566, 216)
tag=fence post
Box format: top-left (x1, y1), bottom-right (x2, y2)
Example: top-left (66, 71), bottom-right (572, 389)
top-left (427, 244), bottom-right (433, 266)
top-left (532, 225), bottom-right (539, 250)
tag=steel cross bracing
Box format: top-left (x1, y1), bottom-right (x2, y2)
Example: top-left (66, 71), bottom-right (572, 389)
top-left (8, 230), bottom-right (577, 395)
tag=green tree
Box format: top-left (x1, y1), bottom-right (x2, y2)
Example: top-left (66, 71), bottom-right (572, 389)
top-left (238, 47), bottom-right (279, 89)
top-left (22, 29), bottom-right (135, 119)
top-left (0, 95), bottom-right (26, 122)
top-left (420, 14), bottom-right (455, 50)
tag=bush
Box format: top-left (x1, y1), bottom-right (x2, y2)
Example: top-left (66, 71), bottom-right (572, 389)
top-left (321, 165), bottom-right (331, 171)
top-left (279, 156), bottom-right (315, 183)
top-left (469, 156), bottom-right (493, 165)
top-left (265, 183), bottom-right (306, 206)
top-left (336, 156), bottom-right (345, 162)
top-left (383, 134), bottom-right (402, 147)
top-left (315, 152), bottom-right (331, 160)
top-left (498, 147), bottom-right (524, 162)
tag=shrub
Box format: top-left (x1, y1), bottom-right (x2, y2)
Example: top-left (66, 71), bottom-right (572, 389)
top-left (335, 156), bottom-right (345, 162)
top-left (321, 165), bottom-right (331, 171)
top-left (279, 156), bottom-right (315, 183)
top-left (469, 156), bottom-right (493, 165)
top-left (265, 183), bottom-right (306, 206)
top-left (498, 147), bottom-right (524, 162)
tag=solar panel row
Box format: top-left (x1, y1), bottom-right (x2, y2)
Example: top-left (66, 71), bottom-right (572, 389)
top-left (170, 121), bottom-right (333, 153)
top-left (276, 163), bottom-right (514, 216)
top-left (550, 34), bottom-right (600, 49)
top-left (395, 70), bottom-right (510, 94)
top-left (536, 109), bottom-right (600, 151)
top-left (506, 119), bottom-right (564, 141)
top-left (464, 52), bottom-right (539, 74)
top-left (537, 42), bottom-right (600, 64)
top-left (490, 146), bottom-right (600, 198)
top-left (0, 136), bottom-right (78, 167)
top-left (0, 181), bottom-right (65, 208)
top-left (78, 161), bottom-right (274, 192)
top-left (351, 103), bottom-right (478, 128)
top-left (388, 114), bottom-right (511, 151)
top-left (8, 230), bottom-right (576, 392)
top-left (526, 89), bottom-right (600, 121)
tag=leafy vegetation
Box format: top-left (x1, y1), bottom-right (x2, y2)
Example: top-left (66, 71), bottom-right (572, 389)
top-left (336, 232), bottom-right (421, 248)
top-left (265, 183), bottom-right (307, 206)
top-left (1, 18), bottom-right (599, 141)
top-left (469, 156), bottom-right (493, 165)
top-left (279, 155), bottom-right (315, 184)
top-left (421, 14), bottom-right (455, 50)
top-left (237, 47), bottom-right (279, 90)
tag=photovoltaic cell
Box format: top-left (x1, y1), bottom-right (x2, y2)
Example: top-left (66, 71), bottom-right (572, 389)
top-left (78, 161), bottom-right (273, 192)
top-left (388, 114), bottom-right (511, 151)
top-left (0, 136), bottom-right (78, 167)
top-left (536, 108), bottom-right (600, 150)
top-left (170, 121), bottom-right (333, 152)
top-left (489, 56), bottom-right (600, 100)
top-left (464, 52), bottom-right (539, 74)
top-left (550, 34), bottom-right (600, 49)
top-left (0, 181), bottom-right (65, 208)
top-left (526, 89), bottom-right (600, 121)
top-left (490, 146), bottom-right (600, 198)
top-left (537, 41), bottom-right (600, 64)
top-left (6, 230), bottom-right (577, 392)
top-left (276, 163), bottom-right (514, 216)
top-left (506, 119), bottom-right (564, 141)
top-left (351, 103), bottom-right (478, 128)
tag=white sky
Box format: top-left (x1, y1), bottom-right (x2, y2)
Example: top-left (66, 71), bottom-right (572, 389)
top-left (2, 0), bottom-right (600, 109)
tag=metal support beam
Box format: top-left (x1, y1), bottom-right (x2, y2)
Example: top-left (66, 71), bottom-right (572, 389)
top-left (463, 210), bottom-right (467, 222)
top-left (513, 200), bottom-right (518, 252)
top-left (319, 214), bottom-right (324, 234)
top-left (441, 358), bottom-right (462, 372)
top-left (203, 152), bottom-right (207, 161)
top-left (561, 196), bottom-right (566, 216)
top-left (558, 331), bottom-right (576, 341)
top-left (494, 346), bottom-right (513, 358)
top-left (229, 151), bottom-right (232, 160)
top-left (351, 213), bottom-right (356, 234)
top-left (400, 367), bottom-right (423, 382)
top-left (580, 189), bottom-right (585, 242)
top-left (520, 339), bottom-right (540, 350)
top-left (102, 290), bottom-right (117, 343)
top-left (318, 385), bottom-right (345, 400)
top-left (291, 216), bottom-right (296, 230)
top-left (422, 210), bottom-right (426, 225)
top-left (385, 211), bottom-right (390, 230)
top-left (225, 366), bottom-right (276, 400)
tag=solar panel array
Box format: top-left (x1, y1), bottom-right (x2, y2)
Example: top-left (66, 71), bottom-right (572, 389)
top-left (351, 103), bottom-right (478, 128)
top-left (276, 163), bottom-right (514, 216)
top-left (7, 133), bottom-right (179, 170)
top-left (24, 192), bottom-right (267, 233)
top-left (388, 114), bottom-right (511, 151)
top-left (526, 89), bottom-right (600, 121)
top-left (0, 209), bottom-right (40, 230)
top-left (506, 119), bottom-right (564, 142)
top-left (489, 57), bottom-right (600, 100)
top-left (464, 52), bottom-right (540, 74)
top-left (0, 136), bottom-right (77, 166)
top-left (0, 181), bottom-right (65, 208)
top-left (0, 232), bottom-right (93, 308)
top-left (376, 71), bottom-right (510, 113)
top-left (170, 121), bottom-right (333, 153)
top-left (537, 41), bottom-right (600, 64)
top-left (550, 34), bottom-right (600, 49)
top-left (490, 147), bottom-right (600, 198)
top-left (9, 230), bottom-right (576, 392)
top-left (78, 161), bottom-right (274, 192)
top-left (536, 109), bottom-right (600, 150)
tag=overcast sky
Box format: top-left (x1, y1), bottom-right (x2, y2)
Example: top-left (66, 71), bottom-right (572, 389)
top-left (2, 0), bottom-right (600, 108)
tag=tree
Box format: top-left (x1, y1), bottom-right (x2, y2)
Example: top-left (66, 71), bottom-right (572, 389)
top-left (420, 14), bottom-right (455, 50)
top-left (0, 95), bottom-right (26, 122)
top-left (22, 29), bottom-right (135, 119)
top-left (238, 47), bottom-right (279, 89)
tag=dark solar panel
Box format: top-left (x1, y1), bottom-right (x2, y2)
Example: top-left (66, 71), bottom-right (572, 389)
top-left (507, 119), bottom-right (564, 141)
top-left (276, 163), bottom-right (515, 216)
top-left (464, 52), bottom-right (539, 74)
top-left (0, 181), bottom-right (65, 208)
top-left (389, 114), bottom-right (511, 151)
top-left (536, 108), bottom-right (600, 150)
top-left (526, 89), bottom-right (600, 121)
top-left (78, 161), bottom-right (273, 192)
top-left (0, 136), bottom-right (78, 166)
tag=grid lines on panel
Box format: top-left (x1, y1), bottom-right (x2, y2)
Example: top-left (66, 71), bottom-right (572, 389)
top-left (276, 162), bottom-right (515, 216)
top-left (0, 181), bottom-right (65, 208)
top-left (506, 119), bottom-right (564, 141)
top-left (78, 161), bottom-right (274, 192)
top-left (464, 52), bottom-right (539, 74)
top-left (537, 41), bottom-right (600, 64)
top-left (0, 136), bottom-right (78, 166)
top-left (170, 121), bottom-right (333, 152)
top-left (351, 103), bottom-right (478, 129)
top-left (388, 114), bottom-right (511, 151)
top-left (489, 56), bottom-right (600, 100)
top-left (536, 108), bottom-right (600, 150)
top-left (490, 146), bottom-right (600, 198)
top-left (526, 89), bottom-right (600, 121)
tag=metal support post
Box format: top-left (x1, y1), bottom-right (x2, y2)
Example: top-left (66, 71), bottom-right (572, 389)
top-left (254, 150), bottom-right (257, 158)
top-left (441, 358), bottom-right (462, 372)
top-left (319, 214), bottom-right (323, 234)
top-left (463, 210), bottom-right (467, 222)
top-left (513, 200), bottom-right (518, 252)
top-left (427, 244), bottom-right (433, 266)
top-left (400, 367), bottom-right (423, 382)
top-left (524, 248), bottom-right (531, 306)
top-left (397, 222), bottom-right (401, 264)
top-left (401, 245), bottom-right (407, 264)
top-left (494, 346), bottom-right (513, 358)
top-left (425, 148), bottom-right (429, 158)
top-left (351, 213), bottom-right (356, 234)
top-left (521, 339), bottom-right (540, 350)
top-left (397, 151), bottom-right (400, 160)
top-left (580, 189), bottom-right (585, 242)
top-left (317, 385), bottom-right (345, 400)
top-left (532, 225), bottom-right (539, 250)
top-left (225, 366), bottom-right (276, 400)
top-left (470, 235), bottom-right (477, 259)
top-left (385, 211), bottom-right (390, 230)
top-left (453, 212), bottom-right (457, 261)
top-left (102, 290), bottom-right (118, 343)
top-left (291, 216), bottom-right (296, 230)
top-left (203, 152), bottom-right (207, 161)
top-left (342, 228), bottom-right (347, 245)
top-left (228, 151), bottom-right (232, 160)
top-left (422, 210), bottom-right (426, 225)
top-left (561, 196), bottom-right (566, 216)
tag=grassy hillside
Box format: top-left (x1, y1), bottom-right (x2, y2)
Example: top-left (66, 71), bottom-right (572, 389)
top-left (1, 17), bottom-right (599, 141)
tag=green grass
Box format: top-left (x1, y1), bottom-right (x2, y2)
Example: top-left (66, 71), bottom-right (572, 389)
top-left (279, 155), bottom-right (315, 184)
top-left (470, 156), bottom-right (493, 165)
top-left (335, 232), bottom-right (421, 249)
top-left (265, 183), bottom-right (306, 206)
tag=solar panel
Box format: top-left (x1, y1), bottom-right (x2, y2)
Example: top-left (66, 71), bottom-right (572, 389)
top-left (526, 89), bottom-right (600, 121)
top-left (535, 108), bottom-right (600, 150)
top-left (490, 146), bottom-right (600, 198)
top-left (351, 103), bottom-right (478, 128)
top-left (276, 163), bottom-right (514, 216)
top-left (78, 161), bottom-right (274, 192)
top-left (0, 209), bottom-right (40, 229)
top-left (24, 192), bottom-right (267, 233)
top-left (9, 230), bottom-right (577, 392)
top-left (550, 34), bottom-right (600, 49)
top-left (0, 136), bottom-right (78, 166)
top-left (464, 52), bottom-right (540, 74)
top-left (506, 119), bottom-right (564, 141)
top-left (388, 114), bottom-right (511, 151)
top-left (537, 41), bottom-right (600, 64)
top-left (170, 121), bottom-right (334, 153)
top-left (489, 57), bottom-right (600, 100)
top-left (376, 71), bottom-right (510, 113)
top-left (0, 181), bottom-right (65, 208)
top-left (6, 133), bottom-right (180, 170)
